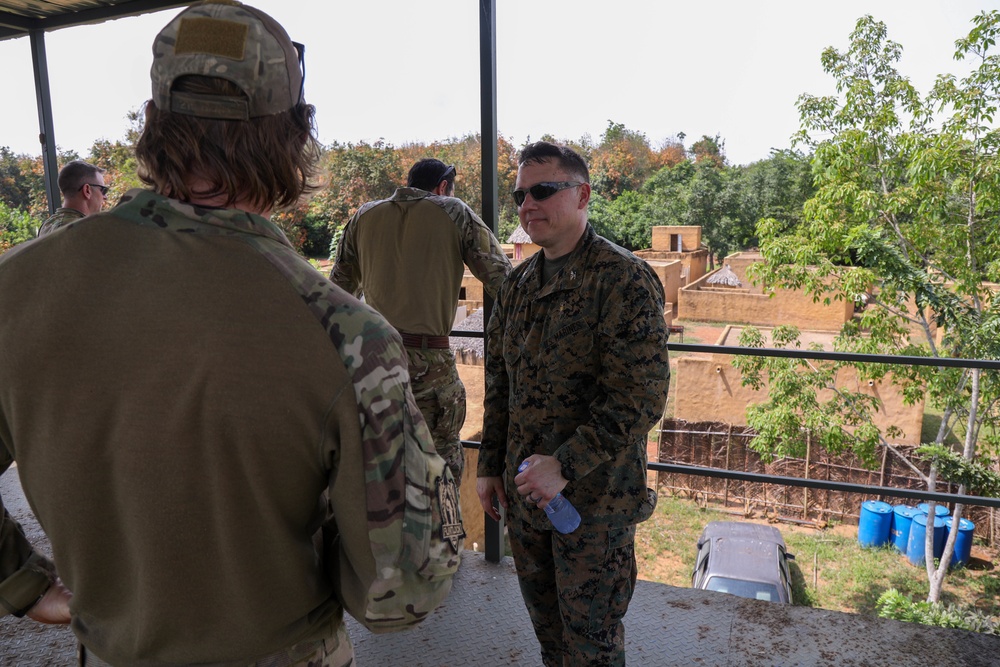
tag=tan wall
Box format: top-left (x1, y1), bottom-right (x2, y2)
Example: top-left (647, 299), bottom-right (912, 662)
top-left (652, 226), bottom-right (701, 252)
top-left (518, 242), bottom-right (542, 260)
top-left (723, 251), bottom-right (765, 293)
top-left (635, 248), bottom-right (709, 287)
top-left (679, 269), bottom-right (853, 331)
top-left (456, 362), bottom-right (487, 551)
top-left (644, 259), bottom-right (683, 307)
top-left (674, 347), bottom-right (924, 446)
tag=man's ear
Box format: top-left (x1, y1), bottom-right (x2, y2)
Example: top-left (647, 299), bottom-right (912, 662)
top-left (433, 181), bottom-right (451, 196)
top-left (577, 182), bottom-right (591, 209)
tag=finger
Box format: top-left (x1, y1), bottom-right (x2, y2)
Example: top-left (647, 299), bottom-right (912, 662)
top-left (495, 485), bottom-right (509, 510)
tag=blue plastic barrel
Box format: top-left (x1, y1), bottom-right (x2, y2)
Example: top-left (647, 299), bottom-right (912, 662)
top-left (890, 505), bottom-right (919, 553)
top-left (907, 512), bottom-right (946, 566)
top-left (858, 500), bottom-right (893, 548)
top-left (917, 502), bottom-right (949, 518)
top-left (944, 516), bottom-right (975, 569)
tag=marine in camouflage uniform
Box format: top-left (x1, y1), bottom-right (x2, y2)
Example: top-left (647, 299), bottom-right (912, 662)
top-left (479, 143), bottom-right (669, 667)
top-left (37, 207), bottom-right (85, 237)
top-left (331, 179), bottom-right (511, 480)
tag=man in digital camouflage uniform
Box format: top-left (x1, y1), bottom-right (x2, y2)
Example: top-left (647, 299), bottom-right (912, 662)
top-left (477, 141), bottom-right (670, 666)
top-left (37, 160), bottom-right (108, 236)
top-left (331, 158), bottom-right (511, 480)
top-left (0, 3), bottom-right (462, 665)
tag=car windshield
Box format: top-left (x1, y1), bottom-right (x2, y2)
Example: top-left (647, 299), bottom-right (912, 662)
top-left (704, 576), bottom-right (781, 602)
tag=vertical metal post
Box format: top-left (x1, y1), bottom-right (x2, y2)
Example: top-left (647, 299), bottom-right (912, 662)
top-left (29, 28), bottom-right (59, 215)
top-left (479, 0), bottom-right (504, 564)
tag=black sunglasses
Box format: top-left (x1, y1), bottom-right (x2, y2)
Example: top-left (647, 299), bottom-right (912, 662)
top-left (439, 164), bottom-right (456, 184)
top-left (512, 181), bottom-right (583, 207)
top-left (80, 183), bottom-right (109, 196)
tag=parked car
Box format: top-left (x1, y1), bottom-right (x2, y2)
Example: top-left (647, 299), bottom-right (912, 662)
top-left (691, 521), bottom-right (795, 603)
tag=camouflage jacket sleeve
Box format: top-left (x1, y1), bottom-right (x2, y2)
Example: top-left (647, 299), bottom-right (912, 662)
top-left (328, 212), bottom-right (362, 297)
top-left (458, 207), bottom-right (511, 299)
top-left (0, 452), bottom-right (56, 618)
top-left (248, 235), bottom-right (464, 632)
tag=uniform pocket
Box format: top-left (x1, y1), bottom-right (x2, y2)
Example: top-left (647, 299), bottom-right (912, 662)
top-left (543, 320), bottom-right (595, 372)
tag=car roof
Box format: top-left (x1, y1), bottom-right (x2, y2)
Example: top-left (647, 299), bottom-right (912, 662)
top-left (698, 521), bottom-right (787, 548)
top-left (698, 522), bottom-right (787, 584)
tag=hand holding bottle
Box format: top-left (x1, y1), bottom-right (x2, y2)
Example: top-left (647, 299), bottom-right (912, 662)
top-left (518, 460), bottom-right (580, 534)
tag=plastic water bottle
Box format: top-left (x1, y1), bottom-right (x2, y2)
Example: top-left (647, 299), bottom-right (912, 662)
top-left (518, 460), bottom-right (581, 534)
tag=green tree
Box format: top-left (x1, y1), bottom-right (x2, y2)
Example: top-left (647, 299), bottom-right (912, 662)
top-left (0, 200), bottom-right (39, 251)
top-left (690, 133), bottom-right (726, 168)
top-left (743, 12), bottom-right (1000, 603)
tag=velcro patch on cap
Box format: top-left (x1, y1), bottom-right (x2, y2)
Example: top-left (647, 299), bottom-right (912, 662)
top-left (175, 17), bottom-right (248, 60)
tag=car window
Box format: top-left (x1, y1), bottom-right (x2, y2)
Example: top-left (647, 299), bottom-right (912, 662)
top-left (705, 576), bottom-right (781, 602)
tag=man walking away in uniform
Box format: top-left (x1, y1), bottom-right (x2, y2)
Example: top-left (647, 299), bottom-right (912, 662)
top-left (37, 160), bottom-right (108, 236)
top-left (0, 3), bottom-right (461, 665)
top-left (477, 141), bottom-right (670, 666)
top-left (331, 158), bottom-right (511, 481)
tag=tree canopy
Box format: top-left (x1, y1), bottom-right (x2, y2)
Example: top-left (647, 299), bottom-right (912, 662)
top-left (743, 11), bottom-right (1000, 603)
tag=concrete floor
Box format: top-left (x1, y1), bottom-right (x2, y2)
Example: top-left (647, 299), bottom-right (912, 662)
top-left (4, 466), bottom-right (1000, 667)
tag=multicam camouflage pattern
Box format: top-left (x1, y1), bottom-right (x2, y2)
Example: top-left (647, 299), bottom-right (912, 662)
top-left (105, 189), bottom-right (462, 629)
top-left (80, 624), bottom-right (355, 667)
top-left (151, 1), bottom-right (302, 120)
top-left (508, 518), bottom-right (636, 667)
top-left (407, 348), bottom-right (467, 480)
top-left (479, 224), bottom-right (670, 531)
top-left (37, 207), bottom-right (84, 237)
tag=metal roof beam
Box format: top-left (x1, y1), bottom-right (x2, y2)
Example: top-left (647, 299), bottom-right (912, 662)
top-left (0, 10), bottom-right (36, 32)
top-left (0, 1), bottom-right (189, 42)
top-left (31, 0), bottom-right (188, 31)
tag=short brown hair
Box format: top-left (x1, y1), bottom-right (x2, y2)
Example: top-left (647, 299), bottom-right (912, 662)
top-left (58, 160), bottom-right (105, 196)
top-left (518, 141), bottom-right (590, 184)
top-left (135, 76), bottom-right (321, 211)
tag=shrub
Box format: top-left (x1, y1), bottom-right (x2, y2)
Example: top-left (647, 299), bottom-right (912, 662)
top-left (876, 589), bottom-right (999, 635)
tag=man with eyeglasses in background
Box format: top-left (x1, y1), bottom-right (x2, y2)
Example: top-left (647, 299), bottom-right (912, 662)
top-left (0, 2), bottom-right (462, 665)
top-left (37, 160), bottom-right (108, 236)
top-left (331, 158), bottom-right (511, 483)
top-left (477, 141), bottom-right (670, 666)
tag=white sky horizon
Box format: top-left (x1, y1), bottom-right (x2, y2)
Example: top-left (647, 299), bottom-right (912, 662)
top-left (0, 0), bottom-right (997, 168)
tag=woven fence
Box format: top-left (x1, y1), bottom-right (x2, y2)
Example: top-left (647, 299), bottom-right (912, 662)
top-left (656, 418), bottom-right (999, 548)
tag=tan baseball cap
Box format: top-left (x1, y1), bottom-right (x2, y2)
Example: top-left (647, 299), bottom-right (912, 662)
top-left (150, 0), bottom-right (304, 120)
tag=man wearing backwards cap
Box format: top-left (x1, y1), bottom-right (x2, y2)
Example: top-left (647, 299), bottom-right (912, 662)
top-left (0, 2), bottom-right (462, 665)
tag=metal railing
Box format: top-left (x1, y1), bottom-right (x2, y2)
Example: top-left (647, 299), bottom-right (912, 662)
top-left (450, 335), bottom-right (1000, 562)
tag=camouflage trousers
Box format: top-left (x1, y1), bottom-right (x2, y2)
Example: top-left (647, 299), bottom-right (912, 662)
top-left (78, 623), bottom-right (354, 667)
top-left (406, 347), bottom-right (466, 480)
top-left (508, 518), bottom-right (637, 667)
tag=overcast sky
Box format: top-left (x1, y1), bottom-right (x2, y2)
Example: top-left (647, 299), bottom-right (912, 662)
top-left (0, 0), bottom-right (997, 166)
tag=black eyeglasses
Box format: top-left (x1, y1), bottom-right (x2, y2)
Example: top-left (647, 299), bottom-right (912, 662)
top-left (512, 181), bottom-right (583, 207)
top-left (80, 183), bottom-right (109, 196)
top-left (292, 41), bottom-right (306, 104)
